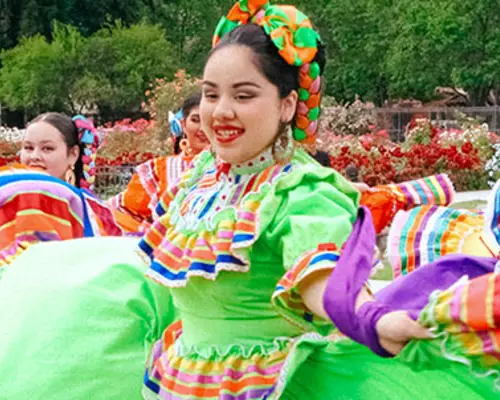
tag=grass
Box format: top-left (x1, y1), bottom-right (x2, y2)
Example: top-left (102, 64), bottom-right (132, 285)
top-left (450, 200), bottom-right (487, 210)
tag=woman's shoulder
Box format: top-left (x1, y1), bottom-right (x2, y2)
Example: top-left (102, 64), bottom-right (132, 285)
top-left (273, 148), bottom-right (359, 203)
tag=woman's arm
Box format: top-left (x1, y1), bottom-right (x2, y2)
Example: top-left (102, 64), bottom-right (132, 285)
top-left (299, 269), bottom-right (433, 355)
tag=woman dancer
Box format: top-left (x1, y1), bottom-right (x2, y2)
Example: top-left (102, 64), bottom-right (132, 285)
top-left (138, 1), bottom-right (499, 398)
top-left (0, 113), bottom-right (122, 268)
top-left (20, 112), bottom-right (100, 191)
top-left (111, 93), bottom-right (209, 233)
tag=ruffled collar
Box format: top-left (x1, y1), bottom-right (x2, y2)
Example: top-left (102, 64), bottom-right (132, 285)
top-left (215, 147), bottom-right (274, 180)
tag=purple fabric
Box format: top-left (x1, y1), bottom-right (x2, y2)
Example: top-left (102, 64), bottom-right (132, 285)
top-left (323, 206), bottom-right (496, 358)
top-left (323, 207), bottom-right (393, 357)
top-left (375, 254), bottom-right (496, 320)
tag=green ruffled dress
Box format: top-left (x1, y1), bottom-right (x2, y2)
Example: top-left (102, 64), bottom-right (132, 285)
top-left (140, 148), bottom-right (498, 399)
top-left (0, 237), bottom-right (176, 399)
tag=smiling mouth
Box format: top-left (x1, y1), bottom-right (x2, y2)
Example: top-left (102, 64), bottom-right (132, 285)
top-left (195, 131), bottom-right (209, 142)
top-left (28, 164), bottom-right (46, 170)
top-left (214, 127), bottom-right (245, 144)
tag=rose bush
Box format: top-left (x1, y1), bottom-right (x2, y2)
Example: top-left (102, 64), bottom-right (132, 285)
top-left (322, 117), bottom-right (498, 191)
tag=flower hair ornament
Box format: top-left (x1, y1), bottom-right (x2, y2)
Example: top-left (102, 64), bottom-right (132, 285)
top-left (72, 115), bottom-right (102, 191)
top-left (213, 0), bottom-right (322, 144)
top-left (168, 109), bottom-right (184, 138)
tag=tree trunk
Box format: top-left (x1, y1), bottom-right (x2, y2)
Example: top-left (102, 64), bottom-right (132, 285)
top-left (469, 86), bottom-right (491, 106)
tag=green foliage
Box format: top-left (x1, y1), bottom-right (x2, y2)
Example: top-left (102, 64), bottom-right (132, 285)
top-left (387, 0), bottom-right (500, 105)
top-left (144, 0), bottom-right (234, 75)
top-left (0, 0), bottom-right (153, 51)
top-left (0, 23), bottom-right (85, 113)
top-left (2, 0), bottom-right (500, 110)
top-left (83, 21), bottom-right (176, 119)
top-left (0, 20), bottom-right (175, 119)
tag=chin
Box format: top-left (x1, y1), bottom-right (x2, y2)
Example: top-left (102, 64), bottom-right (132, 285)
top-left (215, 148), bottom-right (241, 164)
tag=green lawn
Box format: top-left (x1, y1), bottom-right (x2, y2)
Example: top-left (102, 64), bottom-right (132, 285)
top-left (450, 200), bottom-right (487, 210)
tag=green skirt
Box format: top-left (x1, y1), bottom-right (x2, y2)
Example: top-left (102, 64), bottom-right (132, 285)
top-left (275, 334), bottom-right (497, 400)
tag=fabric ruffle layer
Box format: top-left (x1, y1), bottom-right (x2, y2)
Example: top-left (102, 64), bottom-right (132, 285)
top-left (0, 165), bottom-right (123, 267)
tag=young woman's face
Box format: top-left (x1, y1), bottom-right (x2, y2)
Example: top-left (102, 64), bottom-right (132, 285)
top-left (201, 45), bottom-right (297, 164)
top-left (20, 122), bottom-right (79, 181)
top-left (181, 106), bottom-right (209, 154)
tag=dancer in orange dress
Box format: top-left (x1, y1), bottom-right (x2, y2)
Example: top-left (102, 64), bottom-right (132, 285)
top-left (111, 93), bottom-right (209, 233)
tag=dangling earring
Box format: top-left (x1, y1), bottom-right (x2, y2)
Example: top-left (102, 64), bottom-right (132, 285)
top-left (272, 125), bottom-right (295, 164)
top-left (179, 138), bottom-right (193, 156)
top-left (65, 165), bottom-right (76, 186)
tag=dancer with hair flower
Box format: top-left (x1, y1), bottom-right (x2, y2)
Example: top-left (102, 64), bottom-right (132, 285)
top-left (0, 112), bottom-right (123, 269)
top-left (111, 92), bottom-right (209, 233)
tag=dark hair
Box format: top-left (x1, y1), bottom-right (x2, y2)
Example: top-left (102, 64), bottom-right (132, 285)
top-left (345, 164), bottom-right (360, 182)
top-left (209, 24), bottom-right (325, 100)
top-left (29, 112), bottom-right (84, 188)
top-left (174, 92), bottom-right (202, 155)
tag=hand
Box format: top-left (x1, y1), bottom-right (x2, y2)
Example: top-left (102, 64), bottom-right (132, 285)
top-left (352, 182), bottom-right (371, 193)
top-left (376, 311), bottom-right (434, 355)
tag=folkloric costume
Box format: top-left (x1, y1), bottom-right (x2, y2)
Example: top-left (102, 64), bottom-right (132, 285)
top-left (360, 174), bottom-right (455, 234)
top-left (0, 118), bottom-right (172, 399)
top-left (387, 179), bottom-right (499, 278)
top-left (138, 1), bottom-right (500, 399)
top-left (111, 110), bottom-right (195, 234)
top-left (0, 117), bottom-right (123, 270)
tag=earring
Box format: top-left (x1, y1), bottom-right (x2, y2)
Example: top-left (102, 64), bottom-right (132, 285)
top-left (272, 126), bottom-right (295, 164)
top-left (65, 165), bottom-right (76, 186)
top-left (179, 138), bottom-right (193, 156)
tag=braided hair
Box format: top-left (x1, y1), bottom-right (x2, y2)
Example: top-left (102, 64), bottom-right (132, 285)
top-left (28, 113), bottom-right (101, 190)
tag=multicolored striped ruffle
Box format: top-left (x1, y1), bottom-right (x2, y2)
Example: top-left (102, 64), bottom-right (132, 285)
top-left (137, 154), bottom-right (190, 215)
top-left (110, 154), bottom-right (192, 234)
top-left (388, 205), bottom-right (484, 277)
top-left (272, 244), bottom-right (340, 334)
top-left (360, 174), bottom-right (455, 235)
top-left (139, 152), bottom-right (293, 288)
top-left (420, 273), bottom-right (500, 387)
top-left (384, 174), bottom-right (455, 208)
top-left (0, 166), bottom-right (123, 267)
top-left (143, 321), bottom-right (290, 400)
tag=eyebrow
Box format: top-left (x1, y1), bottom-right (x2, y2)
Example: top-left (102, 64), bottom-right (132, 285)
top-left (202, 80), bottom-right (262, 89)
top-left (23, 140), bottom-right (56, 145)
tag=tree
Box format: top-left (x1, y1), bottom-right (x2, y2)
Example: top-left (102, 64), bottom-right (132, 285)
top-left (387, 0), bottom-right (500, 105)
top-left (279, 0), bottom-right (394, 105)
top-left (0, 0), bottom-right (156, 52)
top-left (0, 21), bottom-right (176, 119)
top-left (144, 0), bottom-right (234, 75)
top-left (0, 23), bottom-right (85, 114)
top-left (84, 21), bottom-right (177, 120)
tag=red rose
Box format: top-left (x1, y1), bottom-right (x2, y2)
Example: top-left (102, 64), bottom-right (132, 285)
top-left (390, 147), bottom-right (404, 158)
top-left (461, 142), bottom-right (473, 154)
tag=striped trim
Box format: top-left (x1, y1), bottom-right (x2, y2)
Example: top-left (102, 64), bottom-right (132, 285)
top-left (272, 244), bottom-right (340, 333)
top-left (0, 167), bottom-right (124, 267)
top-left (385, 174), bottom-right (455, 208)
top-left (388, 205), bottom-right (484, 277)
top-left (420, 273), bottom-right (500, 387)
top-left (143, 322), bottom-right (289, 399)
top-left (484, 180), bottom-right (500, 255)
top-left (139, 159), bottom-right (293, 288)
top-left (135, 154), bottom-right (189, 216)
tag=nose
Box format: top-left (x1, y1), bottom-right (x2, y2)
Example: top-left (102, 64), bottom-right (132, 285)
top-left (31, 148), bottom-right (43, 161)
top-left (213, 95), bottom-right (235, 121)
